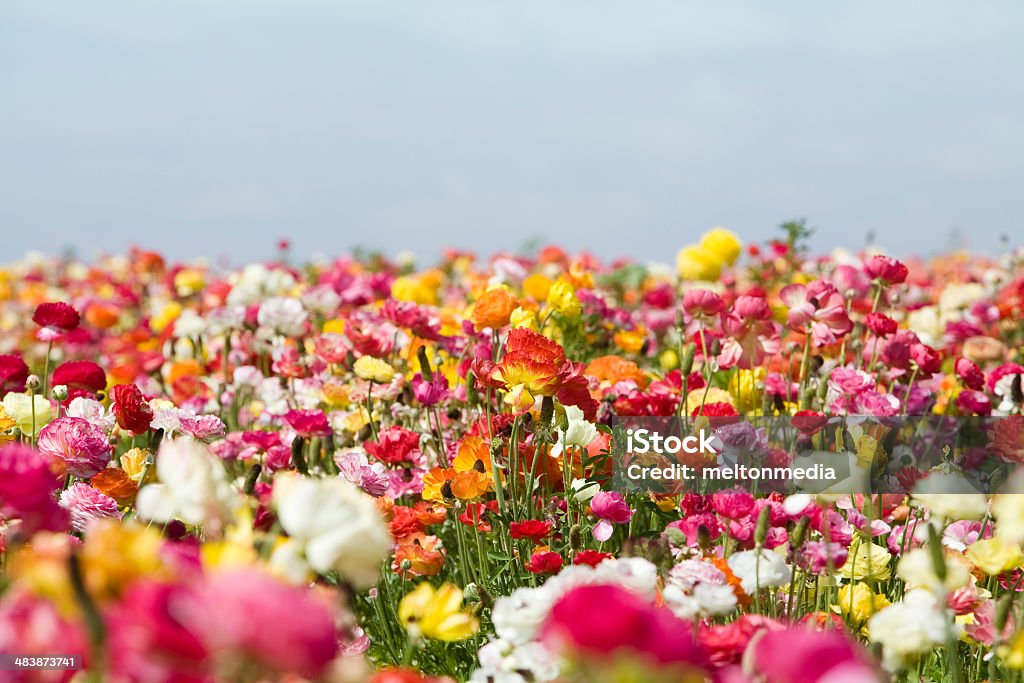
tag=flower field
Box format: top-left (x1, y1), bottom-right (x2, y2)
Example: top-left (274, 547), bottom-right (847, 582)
top-left (3, 224), bottom-right (1024, 682)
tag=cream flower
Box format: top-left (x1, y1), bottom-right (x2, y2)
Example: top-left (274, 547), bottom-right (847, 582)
top-left (2, 392), bottom-right (54, 436)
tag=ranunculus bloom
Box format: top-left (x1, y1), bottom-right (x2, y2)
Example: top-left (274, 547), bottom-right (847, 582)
top-left (865, 312), bottom-right (898, 337)
top-left (365, 426), bottom-right (422, 464)
top-left (779, 281), bottom-right (853, 346)
top-left (526, 551), bottom-right (563, 575)
top-left (33, 301), bottom-right (81, 334)
top-left (472, 286), bottom-right (519, 330)
top-left (955, 357), bottom-right (985, 390)
top-left (682, 288), bottom-right (726, 318)
top-left (590, 491), bottom-right (634, 541)
top-left (864, 255), bottom-right (909, 285)
top-left (0, 353), bottom-right (29, 393)
top-left (59, 482), bottom-right (120, 532)
top-left (509, 519), bottom-right (553, 542)
top-left (284, 409), bottom-right (331, 437)
top-left (37, 416), bottom-right (112, 478)
top-left (110, 384), bottom-right (154, 434)
top-left (51, 360), bottom-right (107, 400)
top-left (750, 627), bottom-right (880, 683)
top-left (0, 444), bottom-right (67, 533)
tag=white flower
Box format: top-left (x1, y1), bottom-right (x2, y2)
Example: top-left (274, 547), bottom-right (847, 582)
top-left (694, 582), bottom-right (738, 615)
top-left (897, 547), bottom-right (971, 593)
top-left (136, 439), bottom-right (241, 531)
top-left (592, 557), bottom-right (659, 598)
top-left (727, 548), bottom-right (792, 594)
top-left (570, 478), bottom-right (600, 502)
top-left (491, 587), bottom-right (556, 645)
top-left (257, 297), bottom-right (308, 337)
top-left (868, 590), bottom-right (955, 671)
top-left (173, 310), bottom-right (208, 338)
top-left (206, 305), bottom-right (247, 335)
top-left (550, 405), bottom-right (598, 458)
top-left (272, 473), bottom-right (391, 589)
top-left (2, 392), bottom-right (54, 436)
top-left (300, 285), bottom-right (341, 315)
top-left (66, 397), bottom-right (116, 432)
top-left (471, 639), bottom-right (559, 683)
top-left (912, 473), bottom-right (987, 520)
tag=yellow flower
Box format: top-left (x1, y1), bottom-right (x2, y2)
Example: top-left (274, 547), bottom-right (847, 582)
top-left (699, 227), bottom-right (743, 266)
top-left (613, 326), bottom-right (647, 354)
top-left (391, 276), bottom-right (437, 305)
top-left (399, 582), bottom-right (479, 641)
top-left (834, 582), bottom-right (890, 625)
top-left (1001, 629), bottom-right (1024, 670)
top-left (510, 306), bottom-right (538, 330)
top-left (80, 520), bottom-right (167, 602)
top-left (1, 392), bottom-right (55, 436)
top-left (966, 537), bottom-right (1024, 575)
top-left (0, 405), bottom-right (16, 433)
top-left (322, 318), bottom-right (346, 334)
top-left (684, 387), bottom-right (734, 415)
top-left (120, 448), bottom-right (155, 485)
top-left (727, 367), bottom-right (766, 414)
top-left (546, 279), bottom-right (581, 318)
top-left (676, 245), bottom-right (723, 281)
top-left (523, 273), bottom-right (553, 301)
top-left (659, 349), bottom-right (679, 371)
top-left (150, 301), bottom-right (182, 333)
top-left (353, 356), bottom-right (396, 383)
top-left (173, 268), bottom-right (205, 297)
top-left (838, 541), bottom-right (892, 582)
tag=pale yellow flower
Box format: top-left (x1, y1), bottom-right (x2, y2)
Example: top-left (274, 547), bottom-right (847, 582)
top-left (353, 356), bottom-right (396, 383)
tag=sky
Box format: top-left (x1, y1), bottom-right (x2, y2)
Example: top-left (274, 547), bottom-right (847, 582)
top-left (2, 1), bottom-right (1023, 266)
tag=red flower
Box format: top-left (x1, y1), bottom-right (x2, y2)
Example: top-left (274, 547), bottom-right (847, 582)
top-left (509, 519), bottom-right (553, 542)
top-left (865, 312), bottom-right (897, 337)
top-left (32, 302), bottom-right (81, 331)
top-left (283, 409), bottom-right (331, 437)
top-left (573, 550), bottom-right (612, 567)
top-left (957, 390), bottom-right (992, 416)
top-left (864, 255), bottom-right (909, 285)
top-left (0, 353), bottom-right (29, 393)
top-left (458, 501), bottom-right (498, 532)
top-left (109, 384), bottom-right (154, 434)
top-left (364, 426), bottom-right (422, 464)
top-left (526, 551), bottom-right (563, 575)
top-left (389, 505), bottom-right (426, 540)
top-left (52, 360), bottom-right (107, 399)
top-left (910, 344), bottom-right (941, 377)
top-left (791, 410), bottom-right (828, 435)
top-left (989, 415), bottom-right (1024, 464)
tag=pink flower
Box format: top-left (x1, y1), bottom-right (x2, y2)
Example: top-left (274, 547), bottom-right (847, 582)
top-left (711, 489), bottom-right (755, 519)
top-left (682, 288), bottom-right (725, 319)
top-left (179, 414), bottom-right (227, 441)
top-left (797, 541), bottom-right (848, 574)
top-left (283, 409), bottom-right (332, 437)
top-left (957, 390), bottom-right (992, 415)
top-left (865, 312), bottom-right (898, 337)
top-left (749, 627), bottom-right (879, 683)
top-left (779, 281), bottom-right (852, 346)
top-left (0, 353), bottom-right (29, 393)
top-left (667, 513), bottom-right (721, 548)
top-left (541, 584), bottom-right (708, 669)
top-left (720, 296), bottom-right (779, 370)
top-left (864, 255), bottom-right (908, 285)
top-left (0, 591), bottom-right (89, 681)
top-left (590, 491), bottom-right (634, 541)
top-left (828, 366), bottom-right (874, 396)
top-left (37, 416), bottom-right (112, 478)
top-left (0, 444), bottom-right (67, 534)
top-left (955, 357), bottom-right (985, 390)
top-left (59, 482), bottom-right (120, 532)
top-left (183, 570), bottom-right (338, 677)
top-left (411, 373), bottom-right (451, 407)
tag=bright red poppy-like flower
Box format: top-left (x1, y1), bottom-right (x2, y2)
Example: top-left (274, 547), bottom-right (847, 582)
top-left (791, 410), bottom-right (828, 435)
top-left (864, 255), bottom-right (909, 285)
top-left (365, 426), bottom-right (422, 464)
top-left (109, 383), bottom-right (154, 434)
top-left (573, 549), bottom-right (612, 567)
top-left (526, 550), bottom-right (563, 575)
top-left (509, 519), bottom-right (553, 542)
top-left (989, 415), bottom-right (1024, 463)
top-left (865, 312), bottom-right (898, 337)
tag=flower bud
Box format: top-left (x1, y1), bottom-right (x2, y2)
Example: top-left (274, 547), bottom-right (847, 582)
top-left (755, 504), bottom-right (771, 547)
top-left (26, 374), bottom-right (41, 392)
top-left (290, 436), bottom-right (309, 475)
top-left (51, 384), bottom-right (69, 402)
top-left (244, 463), bottom-right (262, 495)
top-left (680, 343), bottom-right (696, 377)
top-left (789, 516), bottom-right (810, 549)
top-left (416, 346), bottom-right (434, 382)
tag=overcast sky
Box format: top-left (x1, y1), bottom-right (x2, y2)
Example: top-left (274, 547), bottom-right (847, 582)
top-left (2, 1), bottom-right (1023, 266)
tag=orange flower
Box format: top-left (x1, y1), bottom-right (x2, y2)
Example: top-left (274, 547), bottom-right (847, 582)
top-left (450, 470), bottom-right (491, 500)
top-left (613, 325), bottom-right (648, 354)
top-left (585, 355), bottom-right (649, 390)
top-left (413, 501), bottom-right (448, 527)
top-left (392, 533), bottom-right (446, 576)
top-left (84, 302), bottom-right (121, 329)
top-left (89, 468), bottom-right (137, 505)
top-left (491, 328), bottom-right (566, 407)
top-left (422, 468), bottom-right (458, 505)
top-left (453, 436), bottom-right (490, 474)
top-left (472, 286), bottom-right (518, 330)
top-left (523, 273), bottom-right (554, 301)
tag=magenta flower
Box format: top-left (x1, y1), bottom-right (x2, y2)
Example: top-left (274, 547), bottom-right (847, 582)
top-left (0, 444), bottom-right (67, 534)
top-left (59, 482), bottom-right (120, 532)
top-left (711, 489), bottom-right (755, 519)
top-left (779, 281), bottom-right (852, 346)
top-left (283, 409), bottom-right (332, 437)
top-left (590, 491), bottom-right (634, 542)
top-left (719, 295), bottom-right (779, 370)
top-left (411, 373), bottom-right (451, 407)
top-left (749, 627), bottom-right (879, 683)
top-left (864, 254), bottom-right (909, 285)
top-left (36, 416), bottom-right (112, 478)
top-left (797, 541), bottom-right (848, 574)
top-left (682, 288), bottom-right (726, 319)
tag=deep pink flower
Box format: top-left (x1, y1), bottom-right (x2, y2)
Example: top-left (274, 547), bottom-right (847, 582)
top-left (37, 416), bottom-right (112, 478)
top-left (957, 390), bottom-right (992, 415)
top-left (590, 491), bottom-right (634, 541)
top-left (779, 281), bottom-right (852, 346)
top-left (711, 489), bottom-right (755, 519)
top-left (720, 296), bottom-right (779, 370)
top-left (0, 444), bottom-right (67, 534)
top-left (283, 409), bottom-right (332, 437)
top-left (797, 541), bottom-right (848, 574)
top-left (411, 373), bottom-right (451, 407)
top-left (0, 591), bottom-right (89, 681)
top-left (182, 570), bottom-right (338, 677)
top-left (667, 513), bottom-right (721, 548)
top-left (909, 343), bottom-right (941, 377)
top-left (955, 357), bottom-right (985, 390)
top-left (542, 584), bottom-right (708, 669)
top-left (312, 333), bottom-right (351, 364)
top-left (864, 255), bottom-right (908, 285)
top-left (750, 627), bottom-right (879, 683)
top-left (865, 312), bottom-right (897, 337)
top-left (110, 384), bottom-right (154, 434)
top-left (59, 482), bottom-right (120, 532)
top-left (0, 353), bottom-right (29, 394)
